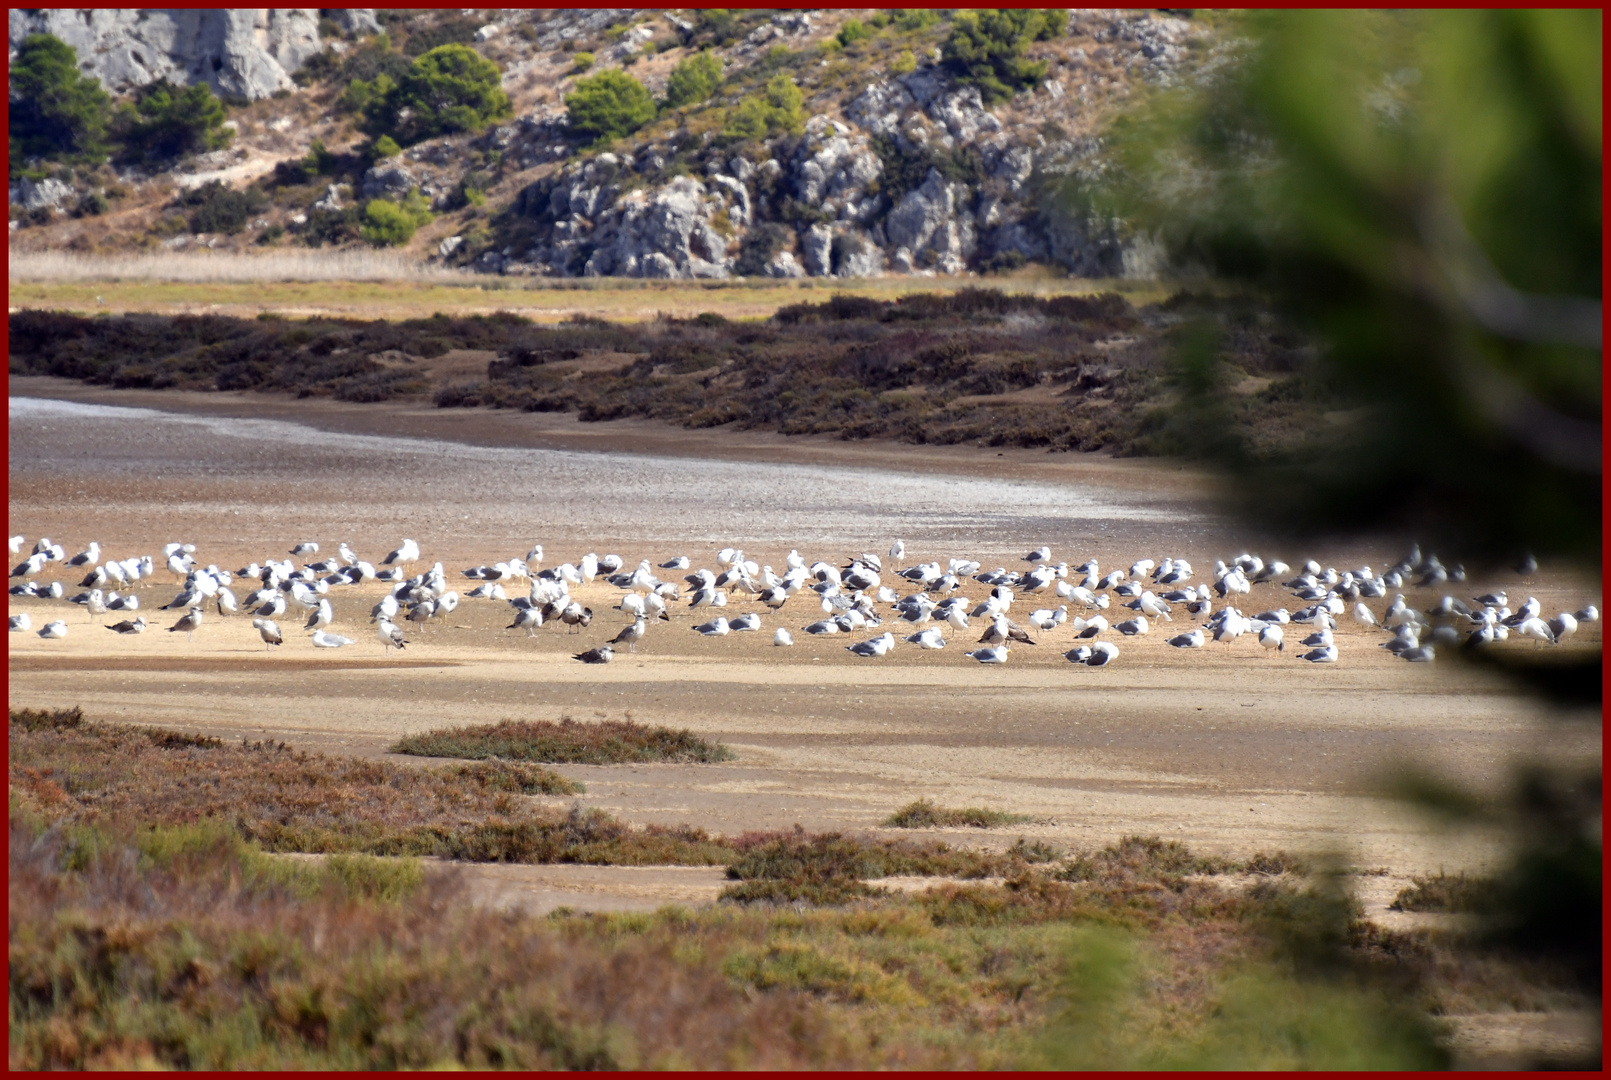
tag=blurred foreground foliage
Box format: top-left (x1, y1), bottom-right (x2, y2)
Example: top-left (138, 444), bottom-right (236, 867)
top-left (1073, 10), bottom-right (1602, 1066)
top-left (1101, 9), bottom-right (1601, 565)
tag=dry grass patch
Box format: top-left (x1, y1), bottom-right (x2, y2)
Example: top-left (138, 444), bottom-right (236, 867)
top-left (390, 716), bottom-right (735, 765)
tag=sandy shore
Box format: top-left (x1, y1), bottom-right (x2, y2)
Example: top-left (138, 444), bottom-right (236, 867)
top-left (8, 378), bottom-right (1602, 906)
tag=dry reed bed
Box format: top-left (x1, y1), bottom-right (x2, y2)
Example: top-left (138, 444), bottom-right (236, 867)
top-left (8, 249), bottom-right (473, 283)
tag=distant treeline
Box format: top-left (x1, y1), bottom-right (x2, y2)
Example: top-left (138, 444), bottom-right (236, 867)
top-left (8, 288), bottom-right (1314, 455)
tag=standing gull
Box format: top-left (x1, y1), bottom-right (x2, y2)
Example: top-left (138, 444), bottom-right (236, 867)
top-left (169, 608), bottom-right (203, 643)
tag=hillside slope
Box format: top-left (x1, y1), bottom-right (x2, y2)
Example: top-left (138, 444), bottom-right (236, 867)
top-left (9, 9), bottom-right (1228, 281)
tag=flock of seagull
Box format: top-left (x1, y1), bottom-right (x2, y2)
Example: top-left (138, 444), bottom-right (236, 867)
top-left (7, 533), bottom-right (1599, 671)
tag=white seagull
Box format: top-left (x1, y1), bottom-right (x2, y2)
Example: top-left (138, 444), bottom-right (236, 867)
top-left (376, 618), bottom-right (407, 654)
top-left (311, 630), bottom-right (354, 648)
top-left (253, 618), bottom-right (283, 650)
top-left (847, 631), bottom-right (896, 657)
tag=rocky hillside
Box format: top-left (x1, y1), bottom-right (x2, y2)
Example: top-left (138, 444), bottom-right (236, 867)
top-left (9, 9), bottom-right (1227, 281)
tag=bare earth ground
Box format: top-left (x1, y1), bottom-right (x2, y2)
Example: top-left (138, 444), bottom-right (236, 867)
top-left (8, 378), bottom-right (1602, 924)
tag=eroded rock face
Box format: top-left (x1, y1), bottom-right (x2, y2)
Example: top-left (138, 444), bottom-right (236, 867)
top-left (575, 176), bottom-right (734, 280)
top-left (487, 55), bottom-right (1168, 280)
top-left (885, 167), bottom-right (976, 274)
top-left (360, 163), bottom-right (416, 199)
top-left (9, 176), bottom-right (74, 211)
top-left (325, 9), bottom-right (380, 36)
top-left (8, 8), bottom-right (324, 101)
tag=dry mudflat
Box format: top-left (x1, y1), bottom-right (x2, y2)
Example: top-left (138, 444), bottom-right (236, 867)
top-left (8, 377), bottom-right (1602, 919)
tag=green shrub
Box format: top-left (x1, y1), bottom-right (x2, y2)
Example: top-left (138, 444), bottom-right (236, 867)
top-left (8, 33), bottom-right (111, 172)
top-left (942, 10), bottom-right (1066, 102)
top-left (836, 19), bottom-right (871, 48)
top-left (364, 43), bottom-right (511, 145)
top-left (402, 14), bottom-right (481, 57)
top-left (892, 9), bottom-right (941, 33)
top-left (72, 191), bottom-right (109, 217)
top-left (181, 180), bottom-right (266, 235)
top-left (360, 191), bottom-right (432, 246)
top-left (720, 73), bottom-right (804, 142)
top-left (891, 49), bottom-right (918, 75)
top-left (663, 49), bottom-right (723, 108)
top-left (372, 134), bottom-right (402, 158)
top-left (571, 51), bottom-right (596, 72)
top-left (256, 224), bottom-right (285, 245)
top-left (564, 69), bottom-right (658, 142)
top-left (337, 72), bottom-right (393, 114)
top-left (695, 9), bottom-right (743, 47)
top-left (112, 79), bottom-right (233, 164)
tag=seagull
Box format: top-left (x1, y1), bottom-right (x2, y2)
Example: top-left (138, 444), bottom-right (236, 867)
top-left (1114, 616), bottom-right (1149, 637)
top-left (168, 608), bottom-right (203, 643)
top-left (9, 613), bottom-right (32, 632)
top-left (290, 542), bottom-right (319, 557)
top-left (773, 628), bottom-right (793, 646)
top-left (730, 612), bottom-right (762, 632)
top-left (107, 616), bottom-right (148, 635)
top-left (1516, 617), bottom-right (1555, 646)
top-left (610, 618), bottom-right (647, 651)
top-left (216, 587), bottom-right (238, 617)
top-left (1547, 612), bottom-right (1578, 643)
top-left (311, 630), bottom-right (354, 648)
top-left (1575, 605), bottom-right (1599, 623)
top-left (1064, 645), bottom-right (1092, 663)
top-left (693, 617), bottom-right (731, 636)
top-left (252, 617), bottom-right (283, 649)
top-left (979, 615), bottom-right (1035, 645)
top-left (1352, 603), bottom-right (1377, 627)
top-left (560, 603), bottom-right (593, 633)
top-left (1299, 644), bottom-right (1338, 663)
top-left (1136, 591), bottom-right (1172, 621)
top-left (1167, 628), bottom-right (1204, 648)
top-left (38, 620), bottom-right (68, 639)
top-left (573, 644), bottom-right (614, 664)
top-left (1401, 645), bottom-right (1435, 662)
top-left (889, 539), bottom-right (906, 568)
top-left (803, 620), bottom-right (840, 635)
top-left (1027, 606), bottom-right (1067, 631)
top-left (383, 539), bottom-right (420, 566)
top-left (1300, 628), bottom-right (1333, 648)
top-left (376, 618), bottom-right (407, 654)
top-left (1076, 615), bottom-right (1108, 639)
top-left (847, 632), bottom-right (895, 657)
top-left (964, 645), bottom-right (1009, 663)
top-left (1084, 641), bottom-right (1119, 666)
top-left (1259, 625), bottom-right (1284, 653)
top-left (508, 608), bottom-right (544, 636)
top-left (659, 556), bottom-right (691, 570)
top-left (1024, 546), bottom-right (1051, 563)
top-left (905, 627), bottom-right (946, 649)
top-left (304, 598), bottom-right (334, 631)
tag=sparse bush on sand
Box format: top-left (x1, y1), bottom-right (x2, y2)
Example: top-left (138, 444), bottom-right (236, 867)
top-left (884, 797), bottom-right (1035, 829)
top-left (390, 716), bottom-right (734, 765)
